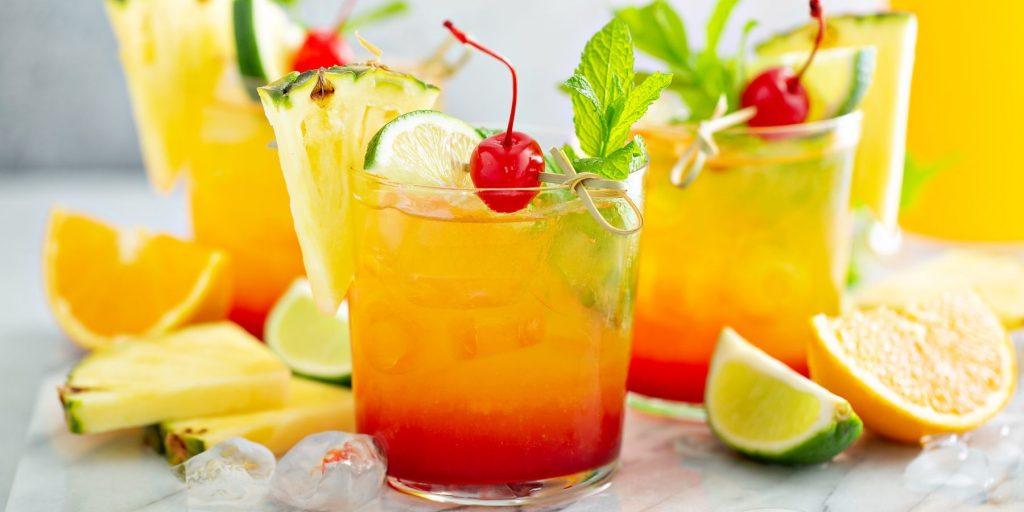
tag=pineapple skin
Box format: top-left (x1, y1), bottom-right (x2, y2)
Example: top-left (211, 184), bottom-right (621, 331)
top-left (156, 377), bottom-right (355, 464)
top-left (58, 323), bottom-right (291, 434)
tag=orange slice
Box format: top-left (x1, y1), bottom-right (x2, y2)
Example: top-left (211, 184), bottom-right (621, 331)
top-left (810, 291), bottom-right (1017, 443)
top-left (43, 208), bottom-right (233, 350)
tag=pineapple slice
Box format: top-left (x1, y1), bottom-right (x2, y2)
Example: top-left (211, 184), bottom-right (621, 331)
top-left (59, 323), bottom-right (289, 434)
top-left (259, 66), bottom-right (440, 313)
top-left (157, 377), bottom-right (354, 464)
top-left (104, 0), bottom-right (233, 192)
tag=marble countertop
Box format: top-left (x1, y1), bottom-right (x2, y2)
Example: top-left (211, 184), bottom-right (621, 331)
top-left (2, 174), bottom-right (1022, 511)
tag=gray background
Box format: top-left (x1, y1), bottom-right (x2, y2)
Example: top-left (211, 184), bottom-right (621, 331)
top-left (0, 0), bottom-right (880, 174)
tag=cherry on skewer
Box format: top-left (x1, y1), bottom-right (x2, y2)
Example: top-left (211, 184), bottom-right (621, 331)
top-left (740, 0), bottom-right (825, 127)
top-left (292, 0), bottom-right (359, 72)
top-left (443, 20), bottom-right (545, 213)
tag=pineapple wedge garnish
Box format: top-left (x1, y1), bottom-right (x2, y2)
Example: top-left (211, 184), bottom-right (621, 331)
top-left (58, 323), bottom-right (290, 434)
top-left (259, 66), bottom-right (440, 313)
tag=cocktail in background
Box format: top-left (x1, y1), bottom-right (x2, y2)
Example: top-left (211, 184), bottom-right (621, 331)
top-left (103, 0), bottom-right (461, 334)
top-left (894, 0), bottom-right (1024, 241)
top-left (630, 114), bottom-right (862, 405)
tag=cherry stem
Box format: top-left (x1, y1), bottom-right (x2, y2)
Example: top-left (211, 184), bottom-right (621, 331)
top-left (334, 0), bottom-right (358, 34)
top-left (443, 20), bottom-right (517, 148)
top-left (788, 0), bottom-right (824, 93)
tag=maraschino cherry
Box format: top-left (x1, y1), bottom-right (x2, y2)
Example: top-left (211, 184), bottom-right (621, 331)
top-left (291, 0), bottom-right (359, 72)
top-left (443, 20), bottom-right (545, 213)
top-left (740, 0), bottom-right (825, 127)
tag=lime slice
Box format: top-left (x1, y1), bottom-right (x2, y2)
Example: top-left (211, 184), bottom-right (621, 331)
top-left (233, 0), bottom-right (304, 98)
top-left (265, 279), bottom-right (352, 384)
top-left (753, 47), bottom-right (876, 121)
top-left (705, 328), bottom-right (863, 465)
top-left (259, 66), bottom-right (439, 313)
top-left (364, 110), bottom-right (482, 188)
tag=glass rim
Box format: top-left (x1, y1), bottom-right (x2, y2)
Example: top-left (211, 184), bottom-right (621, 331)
top-left (352, 163), bottom-right (647, 195)
top-left (637, 109), bottom-right (864, 138)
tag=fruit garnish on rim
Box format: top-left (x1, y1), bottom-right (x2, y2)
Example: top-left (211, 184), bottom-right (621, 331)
top-left (443, 19), bottom-right (670, 223)
top-left (291, 0), bottom-right (408, 72)
top-left (442, 20), bottom-right (545, 213)
top-left (617, 0), bottom-right (872, 188)
top-left (740, 0), bottom-right (824, 127)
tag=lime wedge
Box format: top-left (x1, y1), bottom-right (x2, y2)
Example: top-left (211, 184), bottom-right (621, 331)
top-left (265, 279), bottom-right (352, 384)
top-left (364, 110), bottom-right (482, 188)
top-left (753, 46), bottom-right (876, 121)
top-left (259, 66), bottom-right (439, 314)
top-left (233, 0), bottom-right (304, 98)
top-left (705, 328), bottom-right (863, 465)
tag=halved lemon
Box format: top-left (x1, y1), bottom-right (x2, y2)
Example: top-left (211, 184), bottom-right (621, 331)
top-left (43, 208), bottom-right (233, 350)
top-left (811, 291), bottom-right (1017, 443)
top-left (706, 328), bottom-right (862, 465)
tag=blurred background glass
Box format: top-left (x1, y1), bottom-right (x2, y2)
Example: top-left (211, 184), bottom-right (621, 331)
top-left (0, 0), bottom-right (881, 173)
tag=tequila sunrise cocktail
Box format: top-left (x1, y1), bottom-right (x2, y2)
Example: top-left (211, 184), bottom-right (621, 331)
top-left (349, 173), bottom-right (639, 494)
top-left (261, 15), bottom-right (666, 504)
top-left (630, 114), bottom-right (861, 404)
top-left (617, 0), bottom-right (867, 407)
top-left (104, 0), bottom-right (432, 333)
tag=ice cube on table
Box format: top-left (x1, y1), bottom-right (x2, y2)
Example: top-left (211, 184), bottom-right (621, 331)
top-left (174, 437), bottom-right (276, 510)
top-left (271, 431), bottom-right (386, 511)
top-left (904, 434), bottom-right (993, 495)
top-left (967, 414), bottom-right (1024, 467)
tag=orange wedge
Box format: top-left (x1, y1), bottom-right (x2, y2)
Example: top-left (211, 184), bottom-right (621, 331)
top-left (810, 291), bottom-right (1017, 443)
top-left (43, 208), bottom-right (233, 350)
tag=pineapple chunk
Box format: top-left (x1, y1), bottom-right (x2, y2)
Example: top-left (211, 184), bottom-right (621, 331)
top-left (259, 66), bottom-right (440, 313)
top-left (104, 0), bottom-right (234, 192)
top-left (157, 377), bottom-right (354, 464)
top-left (59, 323), bottom-right (289, 434)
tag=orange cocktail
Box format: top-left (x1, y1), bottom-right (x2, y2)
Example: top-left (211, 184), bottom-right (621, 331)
top-left (629, 113), bottom-right (861, 405)
top-left (347, 171), bottom-right (639, 498)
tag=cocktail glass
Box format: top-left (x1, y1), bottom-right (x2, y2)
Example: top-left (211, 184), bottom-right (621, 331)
top-left (346, 169), bottom-right (641, 505)
top-left (628, 112), bottom-right (862, 412)
top-left (103, 0), bottom-right (462, 333)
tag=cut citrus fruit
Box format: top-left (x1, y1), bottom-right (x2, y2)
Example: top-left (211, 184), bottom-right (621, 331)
top-left (259, 66), bottom-right (440, 314)
top-left (758, 12), bottom-right (918, 228)
top-left (59, 322), bottom-right (290, 434)
top-left (855, 251), bottom-right (1024, 328)
top-left (811, 292), bottom-right (1017, 443)
top-left (157, 376), bottom-right (354, 464)
top-left (266, 279), bottom-right (352, 383)
top-left (706, 328), bottom-right (862, 465)
top-left (232, 0), bottom-right (304, 97)
top-left (364, 110), bottom-right (481, 188)
top-left (44, 209), bottom-right (233, 350)
top-left (753, 46), bottom-right (876, 122)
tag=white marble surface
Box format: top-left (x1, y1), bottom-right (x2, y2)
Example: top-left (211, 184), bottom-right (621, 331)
top-left (6, 372), bottom-right (1024, 512)
top-left (3, 174), bottom-right (1024, 511)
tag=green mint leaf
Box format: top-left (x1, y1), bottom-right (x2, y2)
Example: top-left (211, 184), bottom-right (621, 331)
top-left (901, 153), bottom-right (952, 209)
top-left (340, 0), bottom-right (408, 34)
top-left (565, 74), bottom-right (606, 157)
top-left (474, 126), bottom-right (503, 139)
top-left (575, 19), bottom-right (635, 118)
top-left (735, 20), bottom-right (759, 91)
top-left (614, 0), bottom-right (690, 69)
top-left (572, 136), bottom-right (647, 180)
top-left (704, 0), bottom-right (743, 54)
top-left (617, 0), bottom-right (749, 122)
top-left (607, 72), bottom-right (672, 151)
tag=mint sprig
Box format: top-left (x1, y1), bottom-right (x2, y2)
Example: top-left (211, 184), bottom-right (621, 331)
top-left (339, 1), bottom-right (408, 35)
top-left (562, 19), bottom-right (672, 180)
top-left (615, 0), bottom-right (752, 122)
